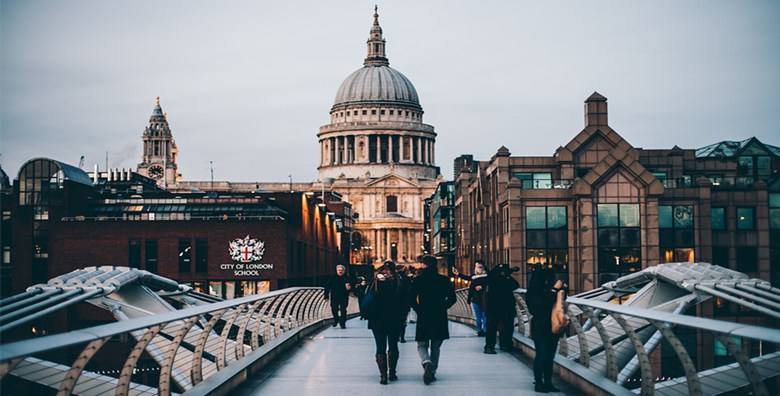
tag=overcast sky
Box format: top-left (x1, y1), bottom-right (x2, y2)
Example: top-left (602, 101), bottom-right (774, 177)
top-left (2, 0), bottom-right (779, 182)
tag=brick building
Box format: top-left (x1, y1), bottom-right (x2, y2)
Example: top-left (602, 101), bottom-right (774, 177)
top-left (0, 158), bottom-right (347, 299)
top-left (452, 93), bottom-right (779, 295)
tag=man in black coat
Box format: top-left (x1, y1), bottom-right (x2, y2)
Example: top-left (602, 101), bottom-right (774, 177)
top-left (483, 264), bottom-right (520, 354)
top-left (324, 264), bottom-right (353, 329)
top-left (410, 255), bottom-right (457, 385)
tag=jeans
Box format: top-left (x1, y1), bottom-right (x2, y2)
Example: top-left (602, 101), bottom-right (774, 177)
top-left (471, 303), bottom-right (487, 332)
top-left (417, 339), bottom-right (444, 371)
top-left (532, 335), bottom-right (559, 384)
top-left (330, 299), bottom-right (347, 327)
top-left (485, 313), bottom-right (514, 349)
top-left (372, 329), bottom-right (399, 355)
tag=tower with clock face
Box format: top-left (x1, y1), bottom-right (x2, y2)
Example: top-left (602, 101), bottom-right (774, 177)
top-left (137, 97), bottom-right (180, 187)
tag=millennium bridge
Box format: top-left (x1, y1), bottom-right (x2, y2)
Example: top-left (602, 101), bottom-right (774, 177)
top-left (1, 262), bottom-right (779, 395)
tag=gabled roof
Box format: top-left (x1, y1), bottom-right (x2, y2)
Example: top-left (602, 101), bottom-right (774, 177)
top-left (364, 172), bottom-right (420, 188)
top-left (695, 137), bottom-right (780, 158)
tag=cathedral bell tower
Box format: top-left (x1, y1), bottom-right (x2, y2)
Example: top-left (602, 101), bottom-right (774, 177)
top-left (137, 97), bottom-right (180, 186)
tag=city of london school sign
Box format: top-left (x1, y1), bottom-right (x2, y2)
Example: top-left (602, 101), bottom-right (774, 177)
top-left (223, 235), bottom-right (274, 276)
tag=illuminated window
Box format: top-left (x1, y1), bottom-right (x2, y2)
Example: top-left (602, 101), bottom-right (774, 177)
top-left (736, 207), bottom-right (755, 230)
top-left (597, 204), bottom-right (641, 280)
top-left (525, 206), bottom-right (568, 274)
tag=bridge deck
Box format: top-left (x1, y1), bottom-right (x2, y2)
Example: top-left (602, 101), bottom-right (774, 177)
top-left (236, 318), bottom-right (574, 395)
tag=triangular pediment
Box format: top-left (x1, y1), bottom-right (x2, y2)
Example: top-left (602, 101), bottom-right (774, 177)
top-left (364, 173), bottom-right (420, 188)
top-left (555, 126), bottom-right (634, 163)
top-left (738, 138), bottom-right (771, 156)
top-left (572, 147), bottom-right (664, 196)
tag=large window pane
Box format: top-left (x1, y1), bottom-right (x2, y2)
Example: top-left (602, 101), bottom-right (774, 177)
top-left (757, 156), bottom-right (771, 178)
top-left (526, 207), bottom-right (546, 229)
top-left (598, 229), bottom-right (620, 247)
top-left (659, 206), bottom-right (673, 229)
top-left (526, 230), bottom-right (546, 248)
top-left (737, 207), bottom-right (755, 230)
top-left (547, 207), bottom-right (567, 229)
top-left (771, 209), bottom-right (780, 230)
top-left (737, 156), bottom-right (753, 176)
top-left (673, 206), bottom-right (693, 228)
top-left (711, 208), bottom-right (726, 230)
top-left (770, 193), bottom-right (780, 208)
top-left (619, 204), bottom-right (640, 227)
top-left (598, 204), bottom-right (619, 227)
top-left (533, 173), bottom-right (552, 189)
top-left (736, 247), bottom-right (758, 273)
top-left (620, 228), bottom-right (641, 247)
top-left (179, 239), bottom-right (192, 274)
top-left (128, 239), bottom-right (141, 268)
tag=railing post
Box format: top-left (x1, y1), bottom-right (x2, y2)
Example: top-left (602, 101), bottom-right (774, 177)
top-left (191, 309), bottom-right (226, 385)
top-left (716, 334), bottom-right (769, 396)
top-left (582, 307), bottom-right (617, 381)
top-left (651, 320), bottom-right (701, 396)
top-left (57, 337), bottom-right (110, 396)
top-left (612, 313), bottom-right (654, 396)
top-left (116, 324), bottom-right (165, 396)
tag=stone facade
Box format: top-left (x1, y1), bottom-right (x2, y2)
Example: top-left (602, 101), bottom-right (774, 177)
top-left (453, 93), bottom-right (780, 295)
top-left (316, 8), bottom-right (441, 264)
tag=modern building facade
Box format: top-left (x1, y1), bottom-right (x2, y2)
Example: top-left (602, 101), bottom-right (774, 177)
top-left (428, 181), bottom-right (456, 268)
top-left (452, 93), bottom-right (779, 295)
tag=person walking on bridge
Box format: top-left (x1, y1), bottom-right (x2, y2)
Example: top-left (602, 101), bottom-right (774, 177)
top-left (483, 264), bottom-right (520, 354)
top-left (411, 255), bottom-right (457, 385)
top-left (363, 260), bottom-right (408, 384)
top-left (324, 264), bottom-right (353, 329)
top-left (527, 266), bottom-right (565, 393)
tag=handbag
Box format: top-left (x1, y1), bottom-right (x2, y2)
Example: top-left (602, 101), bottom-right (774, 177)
top-left (551, 290), bottom-right (569, 334)
top-left (360, 286), bottom-right (379, 319)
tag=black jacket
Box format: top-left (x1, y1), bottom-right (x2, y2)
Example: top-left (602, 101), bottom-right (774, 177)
top-left (411, 268), bottom-right (457, 341)
top-left (367, 270), bottom-right (409, 332)
top-left (324, 274), bottom-right (352, 302)
top-left (465, 273), bottom-right (489, 307)
top-left (485, 274), bottom-right (520, 317)
top-left (527, 288), bottom-right (557, 338)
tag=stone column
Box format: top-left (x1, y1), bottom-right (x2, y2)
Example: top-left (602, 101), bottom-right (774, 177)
top-left (334, 137), bottom-right (340, 164)
top-left (388, 135), bottom-right (394, 163)
top-left (431, 140), bottom-right (435, 164)
top-left (343, 136), bottom-right (349, 164)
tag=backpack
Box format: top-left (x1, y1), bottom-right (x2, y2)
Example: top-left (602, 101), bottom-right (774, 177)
top-left (551, 290), bottom-right (569, 334)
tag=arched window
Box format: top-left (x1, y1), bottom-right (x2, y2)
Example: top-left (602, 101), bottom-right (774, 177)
top-left (386, 195), bottom-right (398, 213)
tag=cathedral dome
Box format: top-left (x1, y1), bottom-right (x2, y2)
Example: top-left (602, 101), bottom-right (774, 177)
top-left (333, 66), bottom-right (420, 110)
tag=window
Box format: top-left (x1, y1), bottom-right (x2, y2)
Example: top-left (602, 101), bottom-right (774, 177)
top-left (380, 109), bottom-right (385, 115)
top-left (712, 246), bottom-right (729, 268)
top-left (513, 172), bottom-right (552, 189)
top-left (757, 156), bottom-right (771, 178)
top-left (525, 206), bottom-right (568, 274)
top-left (659, 205), bottom-right (694, 263)
top-left (145, 239), bottom-right (158, 273)
top-left (736, 207), bottom-right (755, 230)
top-left (386, 195), bottom-right (398, 213)
top-left (353, 110), bottom-right (357, 115)
top-left (362, 110), bottom-right (367, 115)
top-left (736, 247), bottom-right (758, 273)
top-left (770, 193), bottom-right (780, 230)
top-left (128, 239), bottom-right (141, 268)
top-left (179, 239), bottom-right (192, 273)
top-left (389, 110), bottom-right (394, 115)
top-left (711, 207), bottom-right (726, 230)
top-left (195, 239), bottom-right (208, 273)
top-left (371, 109), bottom-right (377, 115)
top-left (597, 204), bottom-right (642, 281)
top-left (737, 156), bottom-right (754, 176)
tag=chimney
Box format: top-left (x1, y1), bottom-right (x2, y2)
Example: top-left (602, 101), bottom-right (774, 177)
top-left (584, 92), bottom-right (608, 127)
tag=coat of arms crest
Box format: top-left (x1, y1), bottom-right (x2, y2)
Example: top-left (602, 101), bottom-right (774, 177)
top-left (229, 235), bottom-right (265, 263)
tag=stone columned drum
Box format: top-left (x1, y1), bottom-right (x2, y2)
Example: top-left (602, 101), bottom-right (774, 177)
top-left (318, 8), bottom-right (438, 181)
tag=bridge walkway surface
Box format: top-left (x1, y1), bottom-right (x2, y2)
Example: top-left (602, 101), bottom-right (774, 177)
top-left (234, 317), bottom-right (576, 396)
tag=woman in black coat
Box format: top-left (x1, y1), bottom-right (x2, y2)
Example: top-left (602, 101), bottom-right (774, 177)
top-left (410, 255), bottom-right (457, 384)
top-left (526, 267), bottom-right (564, 393)
top-left (366, 261), bottom-right (408, 384)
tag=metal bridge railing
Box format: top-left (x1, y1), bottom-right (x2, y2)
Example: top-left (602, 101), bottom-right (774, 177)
top-left (448, 288), bottom-right (780, 396)
top-left (0, 287), bottom-right (346, 396)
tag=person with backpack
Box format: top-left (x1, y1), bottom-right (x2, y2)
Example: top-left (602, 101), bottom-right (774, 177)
top-left (526, 266), bottom-right (566, 393)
